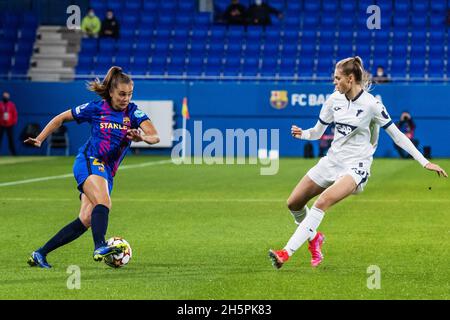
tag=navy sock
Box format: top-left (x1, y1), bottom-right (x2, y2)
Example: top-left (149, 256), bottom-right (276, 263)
top-left (91, 204), bottom-right (109, 250)
top-left (38, 218), bottom-right (88, 256)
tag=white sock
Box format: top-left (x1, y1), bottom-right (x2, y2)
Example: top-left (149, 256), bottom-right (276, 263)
top-left (290, 206), bottom-right (308, 225)
top-left (284, 206), bottom-right (325, 256)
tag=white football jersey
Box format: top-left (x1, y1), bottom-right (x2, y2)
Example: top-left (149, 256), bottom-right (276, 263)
top-left (319, 89), bottom-right (393, 167)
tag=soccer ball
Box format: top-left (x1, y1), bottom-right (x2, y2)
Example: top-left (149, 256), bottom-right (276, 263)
top-left (104, 237), bottom-right (132, 268)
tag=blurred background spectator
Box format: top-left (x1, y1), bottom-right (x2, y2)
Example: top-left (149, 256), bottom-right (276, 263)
top-left (373, 66), bottom-right (390, 83)
top-left (100, 9), bottom-right (120, 39)
top-left (0, 91), bottom-right (18, 155)
top-left (247, 0), bottom-right (283, 27)
top-left (223, 0), bottom-right (247, 26)
top-left (395, 111), bottom-right (419, 158)
top-left (81, 7), bottom-right (101, 38)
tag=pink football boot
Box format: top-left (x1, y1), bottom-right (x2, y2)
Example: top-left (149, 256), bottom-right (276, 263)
top-left (308, 232), bottom-right (325, 267)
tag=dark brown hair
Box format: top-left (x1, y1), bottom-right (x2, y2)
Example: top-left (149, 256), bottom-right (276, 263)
top-left (88, 66), bottom-right (133, 100)
top-left (336, 56), bottom-right (372, 91)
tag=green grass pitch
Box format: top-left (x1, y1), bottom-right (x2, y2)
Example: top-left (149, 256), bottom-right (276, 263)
top-left (0, 156), bottom-right (448, 299)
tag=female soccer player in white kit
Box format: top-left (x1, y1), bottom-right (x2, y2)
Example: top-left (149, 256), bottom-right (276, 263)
top-left (269, 56), bottom-right (447, 269)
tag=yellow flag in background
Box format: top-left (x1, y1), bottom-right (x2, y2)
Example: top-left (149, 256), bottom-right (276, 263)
top-left (182, 97), bottom-right (190, 119)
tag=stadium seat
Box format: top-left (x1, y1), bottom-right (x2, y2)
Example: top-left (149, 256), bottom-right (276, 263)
top-left (318, 30), bottom-right (335, 45)
top-left (0, 42), bottom-right (15, 55)
top-left (392, 16), bottom-right (410, 30)
top-left (262, 43), bottom-right (279, 58)
top-left (95, 55), bottom-right (115, 74)
top-left (140, 15), bottom-right (156, 29)
top-left (186, 56), bottom-right (204, 75)
top-left (411, 15), bottom-right (428, 29)
top-left (410, 30), bottom-right (427, 44)
top-left (303, 15), bottom-right (320, 29)
top-left (354, 45), bottom-right (370, 59)
top-left (167, 57), bottom-right (186, 75)
top-left (21, 12), bottom-right (38, 29)
top-left (241, 57), bottom-right (259, 76)
top-left (429, 30), bottom-right (445, 46)
top-left (409, 60), bottom-right (426, 78)
top-left (304, 2), bottom-right (320, 12)
top-left (12, 54), bottom-right (30, 74)
top-left (298, 57), bottom-right (314, 76)
top-left (427, 59), bottom-right (444, 77)
top-left (299, 43), bottom-right (316, 57)
top-left (108, 0), bottom-right (123, 12)
top-left (354, 30), bottom-right (373, 44)
top-left (392, 31), bottom-right (409, 46)
top-left (412, 1), bottom-right (429, 13)
top-left (130, 56), bottom-right (149, 75)
top-left (115, 56), bottom-right (131, 71)
top-left (90, 0), bottom-right (107, 14)
top-left (149, 56), bottom-right (167, 75)
top-left (389, 59), bottom-right (408, 77)
top-left (336, 44), bottom-right (354, 59)
top-left (134, 42), bottom-right (151, 55)
top-left (322, 15), bottom-right (338, 29)
top-left (76, 56), bottom-right (93, 74)
top-left (205, 56), bottom-right (223, 76)
top-left (285, 1), bottom-right (302, 13)
top-left (125, 0), bottom-right (142, 11)
top-left (98, 39), bottom-right (117, 53)
top-left (430, 1), bottom-right (447, 11)
top-left (244, 43), bottom-right (261, 57)
top-left (394, 0), bottom-right (411, 13)
top-left (429, 14), bottom-right (446, 30)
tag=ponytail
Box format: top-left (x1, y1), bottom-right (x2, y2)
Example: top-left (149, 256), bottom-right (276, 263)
top-left (336, 56), bottom-right (372, 91)
top-left (87, 66), bottom-right (133, 100)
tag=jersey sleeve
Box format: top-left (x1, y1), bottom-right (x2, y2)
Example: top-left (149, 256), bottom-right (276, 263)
top-left (71, 102), bottom-right (96, 124)
top-left (130, 107), bottom-right (150, 128)
top-left (372, 100), bottom-right (393, 129)
top-left (318, 95), bottom-right (334, 125)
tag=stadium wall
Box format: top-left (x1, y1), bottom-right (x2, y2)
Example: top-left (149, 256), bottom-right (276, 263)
top-left (1, 80), bottom-right (449, 158)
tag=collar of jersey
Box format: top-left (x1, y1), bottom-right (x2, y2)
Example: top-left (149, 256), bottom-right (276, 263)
top-left (105, 99), bottom-right (127, 113)
top-left (345, 89), bottom-right (364, 102)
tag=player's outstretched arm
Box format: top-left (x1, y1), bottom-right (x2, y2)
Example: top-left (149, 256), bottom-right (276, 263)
top-left (23, 110), bottom-right (74, 147)
top-left (126, 120), bottom-right (160, 145)
top-left (291, 121), bottom-right (328, 140)
top-left (385, 124), bottom-right (447, 178)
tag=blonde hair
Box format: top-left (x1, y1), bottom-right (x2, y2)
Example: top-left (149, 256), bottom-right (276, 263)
top-left (336, 56), bottom-right (372, 91)
top-left (88, 66), bottom-right (133, 100)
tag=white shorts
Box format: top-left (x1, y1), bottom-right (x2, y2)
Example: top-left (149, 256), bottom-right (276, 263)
top-left (306, 156), bottom-right (370, 194)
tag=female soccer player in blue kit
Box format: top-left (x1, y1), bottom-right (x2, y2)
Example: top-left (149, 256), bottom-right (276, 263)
top-left (25, 66), bottom-right (160, 268)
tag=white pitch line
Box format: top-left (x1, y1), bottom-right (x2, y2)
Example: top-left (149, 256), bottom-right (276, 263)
top-left (0, 198), bottom-right (449, 203)
top-left (0, 157), bottom-right (54, 165)
top-left (0, 173), bottom-right (74, 187)
top-left (0, 159), bottom-right (173, 188)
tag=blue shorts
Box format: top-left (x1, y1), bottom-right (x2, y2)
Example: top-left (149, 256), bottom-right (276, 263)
top-left (73, 153), bottom-right (114, 195)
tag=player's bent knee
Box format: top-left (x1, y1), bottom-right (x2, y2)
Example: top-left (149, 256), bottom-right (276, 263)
top-left (91, 198), bottom-right (111, 209)
top-left (287, 199), bottom-right (304, 212)
top-left (314, 196), bottom-right (331, 211)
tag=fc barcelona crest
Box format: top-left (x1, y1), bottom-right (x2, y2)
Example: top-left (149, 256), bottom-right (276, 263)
top-left (270, 90), bottom-right (288, 109)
